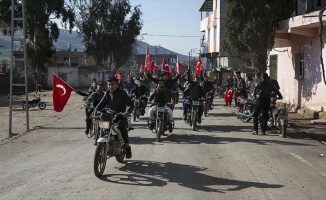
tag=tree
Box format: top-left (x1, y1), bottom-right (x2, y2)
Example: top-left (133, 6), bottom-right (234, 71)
top-left (0, 0), bottom-right (75, 87)
top-left (223, 0), bottom-right (295, 72)
top-left (76, 0), bottom-right (142, 72)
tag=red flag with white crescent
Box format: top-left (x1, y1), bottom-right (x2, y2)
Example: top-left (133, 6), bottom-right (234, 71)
top-left (52, 74), bottom-right (73, 112)
top-left (146, 47), bottom-right (152, 73)
top-left (115, 71), bottom-right (122, 80)
top-left (194, 56), bottom-right (202, 76)
top-left (162, 57), bottom-right (172, 76)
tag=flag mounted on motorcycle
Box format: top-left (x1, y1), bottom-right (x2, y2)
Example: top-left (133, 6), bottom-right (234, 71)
top-left (52, 74), bottom-right (73, 112)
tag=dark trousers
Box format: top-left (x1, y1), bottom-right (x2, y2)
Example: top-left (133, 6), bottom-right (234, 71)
top-left (253, 97), bottom-right (270, 132)
top-left (118, 118), bottom-right (129, 144)
top-left (85, 108), bottom-right (93, 131)
top-left (183, 99), bottom-right (203, 117)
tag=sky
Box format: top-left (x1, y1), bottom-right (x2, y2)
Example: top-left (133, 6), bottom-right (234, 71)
top-left (130, 0), bottom-right (203, 56)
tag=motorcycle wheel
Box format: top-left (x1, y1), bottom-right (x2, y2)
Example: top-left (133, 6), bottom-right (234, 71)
top-left (192, 112), bottom-right (197, 131)
top-left (115, 146), bottom-right (125, 163)
top-left (239, 105), bottom-right (252, 123)
top-left (94, 143), bottom-right (107, 178)
top-left (133, 108), bottom-right (138, 122)
top-left (156, 121), bottom-right (163, 142)
top-left (278, 119), bottom-right (287, 137)
top-left (93, 125), bottom-right (99, 145)
top-left (22, 103), bottom-right (26, 109)
top-left (204, 102), bottom-right (208, 117)
top-left (38, 102), bottom-right (46, 110)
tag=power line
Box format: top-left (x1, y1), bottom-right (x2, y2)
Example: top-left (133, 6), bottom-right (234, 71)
top-left (145, 33), bottom-right (201, 38)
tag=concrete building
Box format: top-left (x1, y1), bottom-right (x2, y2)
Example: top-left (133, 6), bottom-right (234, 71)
top-left (271, 0), bottom-right (326, 111)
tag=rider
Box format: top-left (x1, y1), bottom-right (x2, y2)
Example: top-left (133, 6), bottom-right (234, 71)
top-left (130, 80), bottom-right (149, 115)
top-left (252, 72), bottom-right (283, 135)
top-left (148, 79), bottom-right (175, 132)
top-left (180, 69), bottom-right (205, 123)
top-left (93, 76), bottom-right (134, 159)
top-left (146, 69), bottom-right (181, 91)
top-left (201, 72), bottom-right (217, 109)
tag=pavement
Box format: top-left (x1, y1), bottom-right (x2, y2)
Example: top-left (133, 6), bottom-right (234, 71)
top-left (0, 89), bottom-right (325, 145)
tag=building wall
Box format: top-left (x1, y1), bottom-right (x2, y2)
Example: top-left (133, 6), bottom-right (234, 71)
top-left (48, 67), bottom-right (79, 88)
top-left (272, 32), bottom-right (326, 111)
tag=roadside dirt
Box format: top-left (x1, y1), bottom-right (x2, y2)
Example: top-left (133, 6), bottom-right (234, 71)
top-left (0, 89), bottom-right (86, 143)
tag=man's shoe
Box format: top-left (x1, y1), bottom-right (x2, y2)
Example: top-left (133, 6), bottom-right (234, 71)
top-left (85, 130), bottom-right (89, 135)
top-left (149, 122), bottom-right (155, 130)
top-left (125, 147), bottom-right (132, 159)
top-left (182, 114), bottom-right (187, 120)
top-left (168, 123), bottom-right (173, 133)
top-left (129, 127), bottom-right (134, 130)
top-left (224, 104), bottom-right (228, 107)
top-left (252, 131), bottom-right (258, 135)
top-left (198, 117), bottom-right (202, 124)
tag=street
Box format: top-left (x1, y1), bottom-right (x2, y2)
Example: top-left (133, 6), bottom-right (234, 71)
top-left (0, 95), bottom-right (326, 200)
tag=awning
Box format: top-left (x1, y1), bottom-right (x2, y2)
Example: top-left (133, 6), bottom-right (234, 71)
top-left (199, 0), bottom-right (213, 12)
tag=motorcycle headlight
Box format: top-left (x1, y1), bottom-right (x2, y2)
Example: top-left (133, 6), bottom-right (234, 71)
top-left (279, 109), bottom-right (288, 115)
top-left (99, 121), bottom-right (110, 129)
top-left (157, 107), bottom-right (165, 113)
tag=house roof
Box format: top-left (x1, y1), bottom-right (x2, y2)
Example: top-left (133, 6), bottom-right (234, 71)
top-left (78, 65), bottom-right (107, 75)
top-left (199, 0), bottom-right (213, 12)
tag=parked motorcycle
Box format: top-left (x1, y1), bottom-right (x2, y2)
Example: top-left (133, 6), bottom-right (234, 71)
top-left (93, 109), bottom-right (127, 177)
top-left (236, 96), bottom-right (256, 123)
top-left (264, 97), bottom-right (289, 137)
top-left (236, 97), bottom-right (288, 137)
top-left (22, 96), bottom-right (46, 110)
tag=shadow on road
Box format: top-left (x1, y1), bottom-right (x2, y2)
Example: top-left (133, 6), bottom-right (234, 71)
top-left (99, 160), bottom-right (284, 193)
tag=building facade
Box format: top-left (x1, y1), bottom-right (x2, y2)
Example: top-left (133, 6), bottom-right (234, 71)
top-left (270, 0), bottom-right (326, 111)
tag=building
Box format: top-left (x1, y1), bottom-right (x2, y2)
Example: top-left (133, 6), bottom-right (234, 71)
top-left (199, 0), bottom-right (242, 85)
top-left (271, 0), bottom-right (326, 111)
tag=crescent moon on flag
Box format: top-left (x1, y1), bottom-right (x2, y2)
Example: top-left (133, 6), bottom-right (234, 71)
top-left (56, 84), bottom-right (66, 96)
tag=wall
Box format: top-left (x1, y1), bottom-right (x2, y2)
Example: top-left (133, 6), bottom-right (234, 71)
top-left (47, 67), bottom-right (79, 88)
top-left (272, 32), bottom-right (326, 111)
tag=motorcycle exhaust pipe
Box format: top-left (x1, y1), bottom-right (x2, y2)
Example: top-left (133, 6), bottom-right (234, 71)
top-left (236, 112), bottom-right (252, 118)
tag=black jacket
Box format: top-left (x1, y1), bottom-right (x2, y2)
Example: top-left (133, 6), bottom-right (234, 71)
top-left (95, 88), bottom-right (134, 114)
top-left (254, 79), bottom-right (283, 99)
top-left (147, 73), bottom-right (181, 90)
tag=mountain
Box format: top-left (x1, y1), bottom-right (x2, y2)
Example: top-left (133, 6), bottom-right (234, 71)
top-left (1, 29), bottom-right (190, 63)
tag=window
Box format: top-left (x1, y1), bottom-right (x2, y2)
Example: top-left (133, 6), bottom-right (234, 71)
top-left (58, 73), bottom-right (67, 82)
top-left (295, 54), bottom-right (304, 79)
top-left (269, 55), bottom-right (278, 80)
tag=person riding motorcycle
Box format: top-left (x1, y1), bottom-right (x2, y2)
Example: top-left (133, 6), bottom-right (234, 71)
top-left (93, 76), bottom-right (134, 159)
top-left (148, 79), bottom-right (175, 132)
top-left (130, 80), bottom-right (149, 115)
top-left (146, 69), bottom-right (181, 91)
top-left (180, 69), bottom-right (205, 123)
top-left (201, 72), bottom-right (217, 109)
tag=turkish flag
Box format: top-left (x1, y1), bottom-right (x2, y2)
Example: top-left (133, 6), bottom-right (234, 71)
top-left (175, 56), bottom-right (182, 73)
top-left (162, 57), bottom-right (172, 76)
top-left (139, 64), bottom-right (144, 73)
top-left (115, 71), bottom-right (122, 80)
top-left (194, 56), bottom-right (202, 76)
top-left (153, 61), bottom-right (160, 72)
top-left (52, 74), bottom-right (73, 112)
top-left (145, 47), bottom-right (152, 73)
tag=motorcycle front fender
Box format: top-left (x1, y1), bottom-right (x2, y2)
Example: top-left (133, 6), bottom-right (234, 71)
top-left (97, 137), bottom-right (108, 143)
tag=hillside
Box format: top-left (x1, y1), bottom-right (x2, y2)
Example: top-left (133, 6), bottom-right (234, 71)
top-left (1, 29), bottom-right (190, 63)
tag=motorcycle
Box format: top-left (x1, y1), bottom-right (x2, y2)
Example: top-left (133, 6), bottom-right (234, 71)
top-left (184, 98), bottom-right (201, 131)
top-left (171, 90), bottom-right (179, 104)
top-left (88, 113), bottom-right (101, 145)
top-left (22, 96), bottom-right (46, 110)
top-left (236, 97), bottom-right (288, 137)
top-left (264, 97), bottom-right (289, 137)
top-left (236, 96), bottom-right (256, 123)
top-left (132, 95), bottom-right (146, 122)
top-left (204, 91), bottom-right (214, 117)
top-left (149, 103), bottom-right (174, 142)
top-left (93, 109), bottom-right (127, 177)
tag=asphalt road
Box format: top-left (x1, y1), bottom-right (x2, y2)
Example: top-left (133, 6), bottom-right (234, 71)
top-left (0, 95), bottom-right (326, 200)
